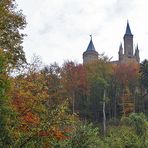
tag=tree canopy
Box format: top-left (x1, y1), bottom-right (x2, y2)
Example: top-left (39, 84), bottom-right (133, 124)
top-left (0, 0), bottom-right (26, 68)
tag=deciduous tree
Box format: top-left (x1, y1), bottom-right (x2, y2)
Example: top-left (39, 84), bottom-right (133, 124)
top-left (0, 0), bottom-right (27, 68)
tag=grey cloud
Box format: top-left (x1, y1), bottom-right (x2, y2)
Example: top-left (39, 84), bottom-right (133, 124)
top-left (16, 0), bottom-right (148, 65)
top-left (104, 0), bottom-right (135, 20)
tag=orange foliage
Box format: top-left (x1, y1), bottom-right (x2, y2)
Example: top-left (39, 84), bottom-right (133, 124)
top-left (11, 72), bottom-right (49, 137)
top-left (22, 112), bottom-right (40, 125)
top-left (53, 128), bottom-right (69, 140)
top-left (38, 127), bottom-right (72, 141)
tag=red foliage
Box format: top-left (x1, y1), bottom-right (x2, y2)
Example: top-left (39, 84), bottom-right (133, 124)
top-left (61, 62), bottom-right (87, 94)
top-left (113, 63), bottom-right (139, 87)
top-left (39, 131), bottom-right (49, 137)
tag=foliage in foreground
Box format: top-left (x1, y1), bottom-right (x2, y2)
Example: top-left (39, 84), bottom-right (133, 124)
top-left (46, 113), bottom-right (148, 148)
top-left (66, 123), bottom-right (103, 148)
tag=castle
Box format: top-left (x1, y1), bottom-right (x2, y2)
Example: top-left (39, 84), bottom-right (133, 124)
top-left (83, 21), bottom-right (140, 64)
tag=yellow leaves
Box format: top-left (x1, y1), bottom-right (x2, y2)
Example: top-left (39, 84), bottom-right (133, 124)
top-left (12, 72), bottom-right (48, 110)
top-left (11, 72), bottom-right (50, 138)
top-left (0, 48), bottom-right (3, 54)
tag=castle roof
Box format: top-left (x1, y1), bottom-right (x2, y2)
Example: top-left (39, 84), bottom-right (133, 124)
top-left (124, 21), bottom-right (133, 36)
top-left (86, 36), bottom-right (96, 51)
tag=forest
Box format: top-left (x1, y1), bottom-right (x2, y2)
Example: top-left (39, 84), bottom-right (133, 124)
top-left (1, 0), bottom-right (148, 147)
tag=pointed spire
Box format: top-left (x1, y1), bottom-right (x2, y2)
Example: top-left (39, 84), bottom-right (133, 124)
top-left (119, 42), bottom-right (123, 50)
top-left (86, 35), bottom-right (96, 51)
top-left (125, 20), bottom-right (133, 36)
top-left (135, 44), bottom-right (140, 62)
top-left (119, 42), bottom-right (123, 55)
top-left (136, 44), bottom-right (139, 50)
top-left (135, 44), bottom-right (139, 55)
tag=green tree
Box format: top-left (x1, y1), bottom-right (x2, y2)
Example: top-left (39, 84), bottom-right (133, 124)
top-left (140, 60), bottom-right (148, 91)
top-left (120, 113), bottom-right (148, 147)
top-left (85, 59), bottom-right (112, 127)
top-left (41, 62), bottom-right (64, 107)
top-left (140, 59), bottom-right (148, 96)
top-left (0, 48), bottom-right (16, 147)
top-left (105, 125), bottom-right (142, 148)
top-left (67, 123), bottom-right (103, 148)
top-left (0, 0), bottom-right (27, 68)
top-left (140, 59), bottom-right (148, 112)
top-left (129, 113), bottom-right (147, 143)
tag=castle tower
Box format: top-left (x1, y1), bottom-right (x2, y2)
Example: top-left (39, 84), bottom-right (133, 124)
top-left (83, 36), bottom-right (98, 64)
top-left (124, 21), bottom-right (133, 57)
top-left (118, 21), bottom-right (140, 64)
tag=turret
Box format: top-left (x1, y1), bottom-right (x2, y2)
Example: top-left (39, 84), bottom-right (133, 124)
top-left (135, 44), bottom-right (140, 62)
top-left (118, 43), bottom-right (123, 61)
top-left (83, 36), bottom-right (98, 64)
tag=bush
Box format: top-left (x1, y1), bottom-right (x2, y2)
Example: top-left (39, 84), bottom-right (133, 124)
top-left (105, 126), bottom-right (142, 148)
top-left (65, 123), bottom-right (104, 148)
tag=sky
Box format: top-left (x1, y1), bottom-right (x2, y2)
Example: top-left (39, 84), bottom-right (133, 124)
top-left (16, 0), bottom-right (148, 65)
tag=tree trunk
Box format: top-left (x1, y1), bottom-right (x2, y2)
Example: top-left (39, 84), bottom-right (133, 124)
top-left (114, 95), bottom-right (117, 121)
top-left (103, 90), bottom-right (106, 136)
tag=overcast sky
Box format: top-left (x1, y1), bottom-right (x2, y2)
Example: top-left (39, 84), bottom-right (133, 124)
top-left (16, 0), bottom-right (148, 65)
